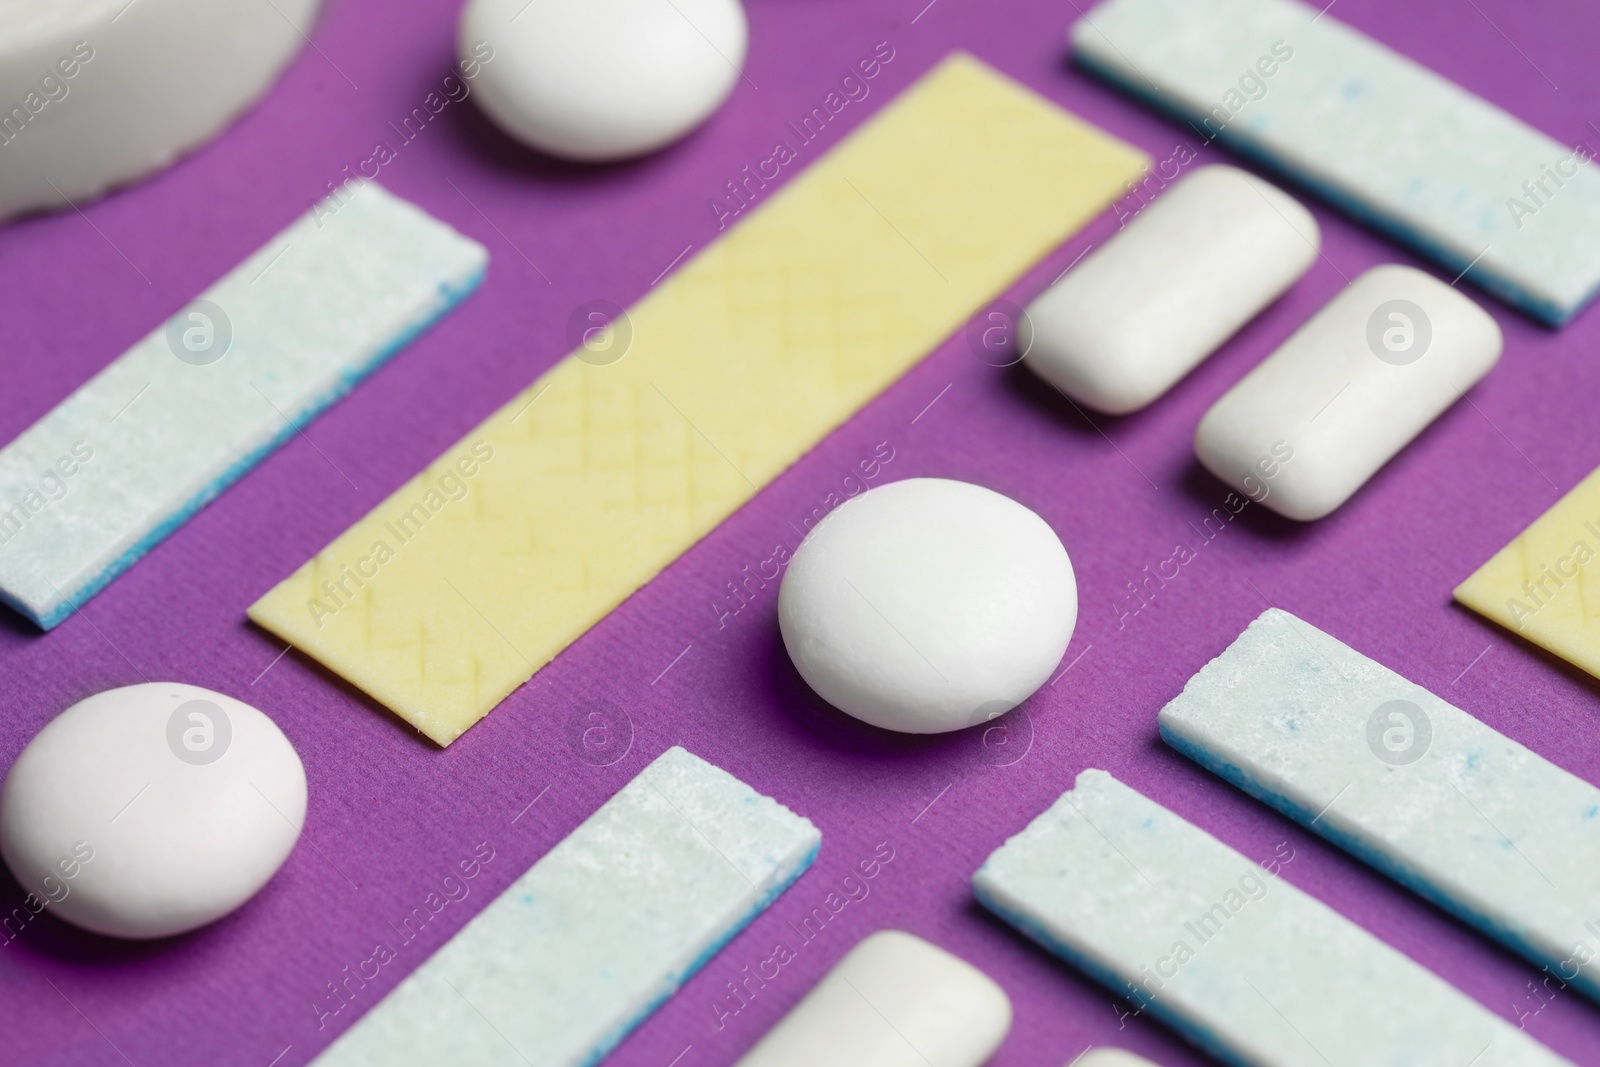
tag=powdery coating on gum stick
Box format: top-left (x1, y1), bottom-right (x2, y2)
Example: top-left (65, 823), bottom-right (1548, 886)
top-left (974, 768), bottom-right (1572, 1067)
top-left (1072, 0), bottom-right (1600, 325)
top-left (312, 747), bottom-right (821, 1067)
top-left (0, 180), bottom-right (487, 629)
top-left (1160, 607), bottom-right (1600, 1004)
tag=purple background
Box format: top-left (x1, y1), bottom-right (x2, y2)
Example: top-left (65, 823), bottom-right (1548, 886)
top-left (3, 0), bottom-right (1599, 1063)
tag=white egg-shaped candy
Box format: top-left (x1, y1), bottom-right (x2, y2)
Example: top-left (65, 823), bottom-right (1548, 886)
top-left (778, 479), bottom-right (1077, 734)
top-left (460, 0), bottom-right (748, 162)
top-left (0, 683), bottom-right (306, 939)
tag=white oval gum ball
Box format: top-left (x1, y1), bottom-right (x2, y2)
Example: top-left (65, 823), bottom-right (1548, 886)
top-left (733, 930), bottom-right (1012, 1067)
top-left (0, 0), bottom-right (321, 223)
top-left (778, 479), bottom-right (1077, 734)
top-left (0, 683), bottom-right (307, 939)
top-left (460, 0), bottom-right (748, 162)
top-left (1024, 165), bottom-right (1319, 415)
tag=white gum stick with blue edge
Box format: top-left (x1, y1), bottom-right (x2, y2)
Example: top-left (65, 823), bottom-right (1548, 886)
top-left (1160, 607), bottom-right (1600, 1004)
top-left (1024, 164), bottom-right (1319, 415)
top-left (973, 769), bottom-right (1572, 1067)
top-left (0, 180), bottom-right (487, 629)
top-left (313, 747), bottom-right (821, 1067)
top-left (1071, 0), bottom-right (1600, 325)
top-left (732, 930), bottom-right (1012, 1067)
top-left (1194, 263), bottom-right (1501, 521)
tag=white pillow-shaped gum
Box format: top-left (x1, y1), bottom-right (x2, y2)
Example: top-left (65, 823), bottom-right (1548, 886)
top-left (0, 683), bottom-right (306, 939)
top-left (778, 478), bottom-right (1077, 735)
top-left (733, 930), bottom-right (1012, 1067)
top-left (1195, 264), bottom-right (1502, 521)
top-left (459, 0), bottom-right (747, 162)
top-left (0, 0), bottom-right (320, 222)
top-left (1024, 165), bottom-right (1318, 414)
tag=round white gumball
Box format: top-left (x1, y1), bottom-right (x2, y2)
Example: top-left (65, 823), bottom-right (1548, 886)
top-left (778, 479), bottom-right (1077, 734)
top-left (0, 683), bottom-right (306, 939)
top-left (460, 0), bottom-right (748, 162)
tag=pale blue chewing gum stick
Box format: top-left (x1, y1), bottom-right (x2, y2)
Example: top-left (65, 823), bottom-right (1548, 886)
top-left (1072, 0), bottom-right (1600, 325)
top-left (313, 747), bottom-right (821, 1067)
top-left (0, 180), bottom-right (487, 629)
top-left (1161, 608), bottom-right (1600, 1004)
top-left (975, 769), bottom-right (1571, 1066)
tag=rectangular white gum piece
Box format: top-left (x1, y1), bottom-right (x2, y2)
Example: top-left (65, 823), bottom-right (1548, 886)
top-left (312, 747), bottom-right (820, 1067)
top-left (0, 181), bottom-right (486, 629)
top-left (1024, 164), bottom-right (1319, 414)
top-left (1195, 263), bottom-right (1501, 520)
top-left (249, 52), bottom-right (1148, 746)
top-left (733, 930), bottom-right (1012, 1067)
top-left (1455, 464), bottom-right (1600, 681)
top-left (973, 769), bottom-right (1572, 1067)
top-left (1161, 607), bottom-right (1600, 1004)
top-left (1072, 0), bottom-right (1600, 325)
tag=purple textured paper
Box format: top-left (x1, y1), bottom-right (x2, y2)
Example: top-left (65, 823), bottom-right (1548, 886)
top-left (1, 1), bottom-right (1597, 1064)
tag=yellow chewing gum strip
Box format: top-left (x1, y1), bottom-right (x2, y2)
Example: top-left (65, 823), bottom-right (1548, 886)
top-left (1456, 464), bottom-right (1600, 679)
top-left (248, 52), bottom-right (1147, 746)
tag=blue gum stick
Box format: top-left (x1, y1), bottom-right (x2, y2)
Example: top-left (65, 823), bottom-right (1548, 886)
top-left (1072, 0), bottom-right (1600, 325)
top-left (1161, 607), bottom-right (1600, 1004)
top-left (0, 180), bottom-right (487, 629)
top-left (313, 747), bottom-right (821, 1067)
top-left (975, 768), bottom-right (1571, 1067)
